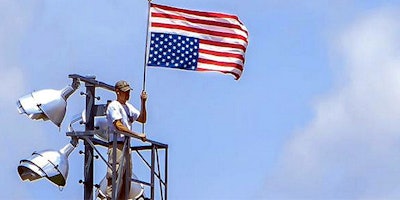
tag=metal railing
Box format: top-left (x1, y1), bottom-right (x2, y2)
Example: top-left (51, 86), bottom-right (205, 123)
top-left (67, 130), bottom-right (168, 200)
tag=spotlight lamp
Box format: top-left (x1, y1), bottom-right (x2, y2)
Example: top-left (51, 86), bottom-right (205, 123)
top-left (17, 142), bottom-right (77, 187)
top-left (81, 109), bottom-right (109, 141)
top-left (16, 78), bottom-right (80, 127)
top-left (69, 110), bottom-right (109, 142)
top-left (96, 174), bottom-right (144, 199)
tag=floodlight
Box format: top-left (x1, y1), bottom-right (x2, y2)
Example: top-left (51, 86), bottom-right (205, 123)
top-left (96, 174), bottom-right (144, 200)
top-left (17, 143), bottom-right (76, 187)
top-left (17, 82), bottom-right (79, 127)
top-left (80, 109), bottom-right (109, 141)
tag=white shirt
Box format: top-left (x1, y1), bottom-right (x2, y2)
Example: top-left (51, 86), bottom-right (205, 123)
top-left (106, 100), bottom-right (140, 142)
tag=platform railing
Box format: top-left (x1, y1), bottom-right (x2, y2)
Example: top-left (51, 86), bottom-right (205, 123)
top-left (68, 129), bottom-right (168, 200)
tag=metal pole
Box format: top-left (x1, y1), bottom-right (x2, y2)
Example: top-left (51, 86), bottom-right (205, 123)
top-left (141, 0), bottom-right (153, 135)
top-left (84, 77), bottom-right (96, 200)
top-left (156, 150), bottom-right (163, 200)
top-left (165, 147), bottom-right (168, 200)
top-left (151, 144), bottom-right (156, 200)
top-left (142, 0), bottom-right (152, 92)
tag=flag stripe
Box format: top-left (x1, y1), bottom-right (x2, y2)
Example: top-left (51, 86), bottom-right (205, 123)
top-left (150, 4), bottom-right (248, 48)
top-left (196, 65), bottom-right (242, 80)
top-left (151, 3), bottom-right (241, 22)
top-left (150, 6), bottom-right (248, 37)
top-left (151, 12), bottom-right (248, 36)
top-left (151, 22), bottom-right (248, 43)
top-left (150, 26), bottom-right (247, 53)
top-left (151, 17), bottom-right (248, 43)
top-left (198, 58), bottom-right (243, 71)
top-left (201, 39), bottom-right (246, 52)
top-left (199, 49), bottom-right (244, 61)
top-left (200, 44), bottom-right (245, 59)
top-left (198, 53), bottom-right (244, 68)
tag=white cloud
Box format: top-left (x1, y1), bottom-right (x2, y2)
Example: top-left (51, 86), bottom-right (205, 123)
top-left (0, 0), bottom-right (43, 147)
top-left (0, 1), bottom-right (52, 198)
top-left (263, 7), bottom-right (400, 199)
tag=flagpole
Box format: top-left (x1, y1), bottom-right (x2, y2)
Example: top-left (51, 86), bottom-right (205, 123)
top-left (141, 0), bottom-right (152, 134)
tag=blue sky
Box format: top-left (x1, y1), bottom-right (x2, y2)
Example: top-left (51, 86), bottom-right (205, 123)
top-left (2, 0), bottom-right (400, 199)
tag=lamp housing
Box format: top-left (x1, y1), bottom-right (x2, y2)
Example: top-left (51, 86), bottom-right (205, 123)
top-left (17, 85), bottom-right (78, 127)
top-left (17, 143), bottom-right (76, 187)
top-left (96, 174), bottom-right (144, 200)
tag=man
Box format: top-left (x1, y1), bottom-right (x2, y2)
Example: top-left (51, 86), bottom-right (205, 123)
top-left (105, 80), bottom-right (147, 199)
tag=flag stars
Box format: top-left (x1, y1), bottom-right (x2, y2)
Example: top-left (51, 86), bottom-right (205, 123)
top-left (148, 32), bottom-right (200, 70)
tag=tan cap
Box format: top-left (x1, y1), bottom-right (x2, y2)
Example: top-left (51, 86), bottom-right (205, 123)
top-left (115, 80), bottom-right (132, 92)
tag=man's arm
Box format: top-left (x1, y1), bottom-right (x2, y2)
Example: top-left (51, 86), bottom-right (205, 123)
top-left (113, 120), bottom-right (146, 141)
top-left (136, 90), bottom-right (147, 123)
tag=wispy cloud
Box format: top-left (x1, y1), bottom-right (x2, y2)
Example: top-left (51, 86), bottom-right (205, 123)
top-left (263, 7), bottom-right (400, 199)
top-left (0, 1), bottom-right (51, 198)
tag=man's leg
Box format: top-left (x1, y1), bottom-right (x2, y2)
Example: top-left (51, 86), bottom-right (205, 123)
top-left (106, 145), bottom-right (123, 199)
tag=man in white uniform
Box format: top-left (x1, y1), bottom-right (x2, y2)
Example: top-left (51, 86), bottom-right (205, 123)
top-left (106, 80), bottom-right (147, 199)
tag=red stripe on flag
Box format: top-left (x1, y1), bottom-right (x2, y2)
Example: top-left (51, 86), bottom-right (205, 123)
top-left (196, 67), bottom-right (241, 80)
top-left (151, 12), bottom-right (248, 36)
top-left (151, 22), bottom-right (248, 43)
top-left (199, 49), bottom-right (245, 61)
top-left (198, 58), bottom-right (244, 71)
top-left (151, 3), bottom-right (241, 22)
top-left (201, 39), bottom-right (246, 52)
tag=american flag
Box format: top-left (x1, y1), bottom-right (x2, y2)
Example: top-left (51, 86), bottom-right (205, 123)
top-left (146, 3), bottom-right (249, 80)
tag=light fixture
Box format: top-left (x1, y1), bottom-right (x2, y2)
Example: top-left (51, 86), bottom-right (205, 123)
top-left (96, 174), bottom-right (144, 199)
top-left (16, 80), bottom-right (79, 127)
top-left (90, 116), bottom-right (109, 141)
top-left (17, 142), bottom-right (76, 187)
top-left (68, 110), bottom-right (109, 141)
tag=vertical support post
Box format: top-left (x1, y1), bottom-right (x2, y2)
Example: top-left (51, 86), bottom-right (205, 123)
top-left (124, 138), bottom-right (131, 200)
top-left (165, 146), bottom-right (168, 200)
top-left (84, 77), bottom-right (96, 200)
top-left (151, 144), bottom-right (156, 200)
top-left (112, 131), bottom-right (117, 200)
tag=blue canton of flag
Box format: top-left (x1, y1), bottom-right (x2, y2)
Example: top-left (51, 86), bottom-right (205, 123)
top-left (147, 32), bottom-right (200, 70)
